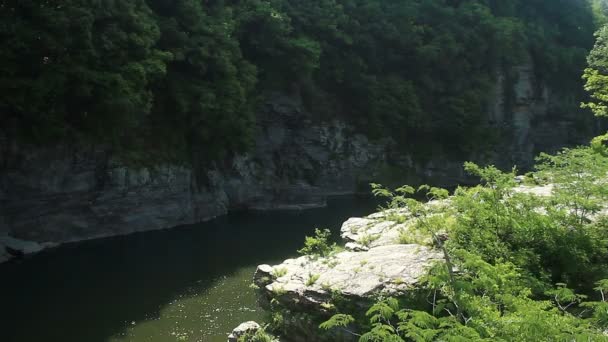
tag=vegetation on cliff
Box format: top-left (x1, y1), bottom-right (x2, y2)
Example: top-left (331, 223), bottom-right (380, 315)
top-left (1, 0), bottom-right (604, 162)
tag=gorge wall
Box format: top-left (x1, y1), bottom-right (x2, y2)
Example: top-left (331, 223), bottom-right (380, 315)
top-left (0, 62), bottom-right (596, 262)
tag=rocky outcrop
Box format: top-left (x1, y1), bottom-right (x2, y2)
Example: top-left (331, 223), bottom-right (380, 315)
top-left (253, 207), bottom-right (443, 309)
top-left (0, 235), bottom-right (48, 254)
top-left (249, 182), bottom-right (571, 341)
top-left (255, 245), bottom-right (441, 307)
top-left (0, 150), bottom-right (213, 243)
top-left (251, 205), bottom-right (443, 341)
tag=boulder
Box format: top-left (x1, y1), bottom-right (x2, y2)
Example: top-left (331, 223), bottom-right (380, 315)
top-left (227, 321), bottom-right (261, 342)
top-left (340, 217), bottom-right (406, 250)
top-left (255, 244), bottom-right (442, 311)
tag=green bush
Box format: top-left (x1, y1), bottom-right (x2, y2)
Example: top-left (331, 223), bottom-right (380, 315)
top-left (298, 228), bottom-right (336, 258)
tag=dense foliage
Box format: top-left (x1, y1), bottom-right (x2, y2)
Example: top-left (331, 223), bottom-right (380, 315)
top-left (0, 0), bottom-right (603, 162)
top-left (316, 146), bottom-right (608, 341)
top-left (243, 21), bottom-right (608, 341)
top-left (312, 23), bottom-right (608, 341)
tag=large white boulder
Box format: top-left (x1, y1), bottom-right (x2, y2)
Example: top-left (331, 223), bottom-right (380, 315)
top-left (255, 244), bottom-right (442, 310)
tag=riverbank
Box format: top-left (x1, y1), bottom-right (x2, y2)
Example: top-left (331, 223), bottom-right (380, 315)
top-left (0, 193), bottom-right (371, 265)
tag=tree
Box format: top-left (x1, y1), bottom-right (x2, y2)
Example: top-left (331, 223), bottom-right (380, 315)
top-left (0, 0), bottom-right (170, 144)
top-left (0, 0), bottom-right (602, 164)
top-left (583, 25), bottom-right (608, 117)
top-left (145, 0), bottom-right (257, 161)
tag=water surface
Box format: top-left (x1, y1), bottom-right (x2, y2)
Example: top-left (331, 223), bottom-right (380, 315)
top-left (0, 196), bottom-right (377, 342)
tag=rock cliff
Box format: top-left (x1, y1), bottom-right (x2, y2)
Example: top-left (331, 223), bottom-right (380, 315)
top-left (0, 94), bottom-right (390, 261)
top-left (0, 61), bottom-right (596, 262)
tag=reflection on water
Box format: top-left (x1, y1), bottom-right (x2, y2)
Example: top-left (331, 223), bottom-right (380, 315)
top-left (109, 266), bottom-right (262, 342)
top-left (0, 196), bottom-right (377, 342)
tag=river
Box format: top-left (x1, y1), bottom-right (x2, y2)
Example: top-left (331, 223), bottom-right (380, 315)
top-left (0, 196), bottom-right (378, 342)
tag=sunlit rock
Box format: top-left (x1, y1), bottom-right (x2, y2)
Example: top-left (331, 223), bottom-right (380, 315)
top-left (340, 217), bottom-right (405, 250)
top-left (227, 321), bottom-right (261, 342)
top-left (255, 244), bottom-right (441, 310)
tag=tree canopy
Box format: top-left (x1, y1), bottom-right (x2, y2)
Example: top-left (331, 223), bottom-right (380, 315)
top-left (0, 0), bottom-right (603, 163)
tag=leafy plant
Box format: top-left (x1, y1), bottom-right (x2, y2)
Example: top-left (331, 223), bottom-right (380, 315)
top-left (298, 228), bottom-right (336, 258)
top-left (536, 147), bottom-right (608, 224)
top-left (271, 286), bottom-right (287, 296)
top-left (2, 0), bottom-right (596, 164)
top-left (359, 234), bottom-right (380, 248)
top-left (272, 267), bottom-right (288, 278)
top-left (319, 314), bottom-right (355, 331)
top-left (306, 273), bottom-right (321, 286)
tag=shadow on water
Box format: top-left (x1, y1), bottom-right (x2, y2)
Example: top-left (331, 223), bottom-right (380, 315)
top-left (0, 195), bottom-right (379, 342)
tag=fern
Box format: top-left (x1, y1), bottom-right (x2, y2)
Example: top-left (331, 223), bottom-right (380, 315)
top-left (366, 299), bottom-right (398, 324)
top-left (319, 314), bottom-right (355, 330)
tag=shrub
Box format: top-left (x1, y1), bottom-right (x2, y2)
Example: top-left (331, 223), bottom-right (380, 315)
top-left (298, 228), bottom-right (336, 258)
top-left (272, 267), bottom-right (288, 278)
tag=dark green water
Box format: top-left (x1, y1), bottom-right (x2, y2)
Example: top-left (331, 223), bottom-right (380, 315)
top-left (0, 196), bottom-right (377, 342)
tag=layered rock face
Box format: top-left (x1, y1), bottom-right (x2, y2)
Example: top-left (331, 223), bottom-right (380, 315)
top-left (0, 61), bottom-right (595, 261)
top-left (489, 61), bottom-right (594, 169)
top-left (0, 95), bottom-right (389, 260)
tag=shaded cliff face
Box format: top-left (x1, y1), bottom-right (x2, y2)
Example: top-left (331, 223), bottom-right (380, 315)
top-left (490, 61), bottom-right (596, 169)
top-left (0, 62), bottom-right (596, 256)
top-left (0, 95), bottom-right (389, 246)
